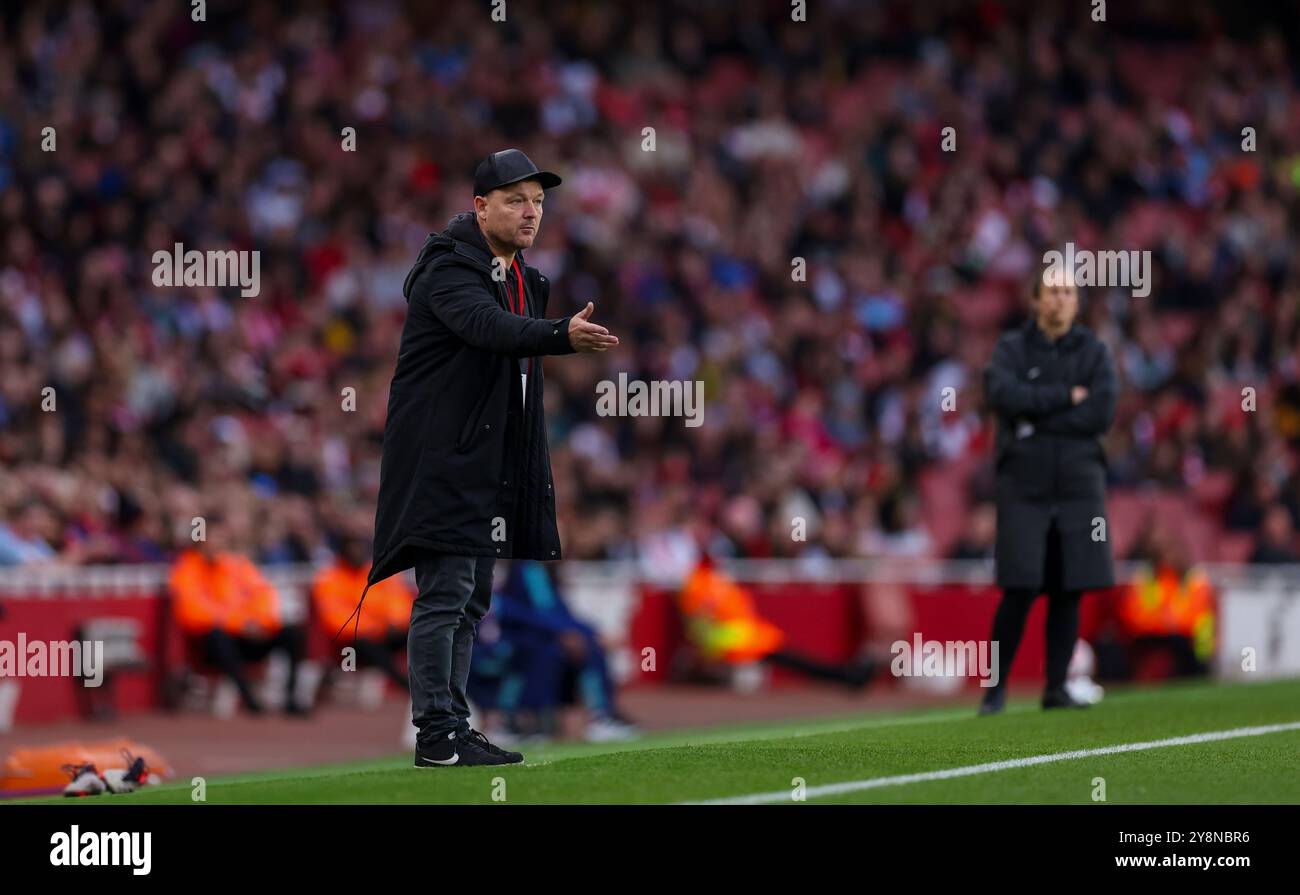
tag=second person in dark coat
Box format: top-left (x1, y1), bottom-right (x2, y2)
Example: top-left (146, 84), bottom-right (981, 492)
top-left (979, 273), bottom-right (1119, 714)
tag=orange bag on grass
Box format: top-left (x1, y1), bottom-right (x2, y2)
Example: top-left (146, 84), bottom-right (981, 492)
top-left (0, 738), bottom-right (172, 798)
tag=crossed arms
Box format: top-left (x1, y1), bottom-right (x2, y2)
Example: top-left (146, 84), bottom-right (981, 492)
top-left (984, 337), bottom-right (1118, 437)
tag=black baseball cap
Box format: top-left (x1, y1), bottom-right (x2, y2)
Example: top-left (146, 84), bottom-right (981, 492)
top-left (473, 148), bottom-right (562, 197)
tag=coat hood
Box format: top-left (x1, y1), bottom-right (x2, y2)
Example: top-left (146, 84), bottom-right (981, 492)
top-left (401, 211), bottom-right (525, 303)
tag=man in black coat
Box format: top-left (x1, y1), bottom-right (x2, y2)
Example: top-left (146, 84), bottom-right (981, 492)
top-left (979, 274), bottom-right (1118, 714)
top-left (355, 149), bottom-right (618, 766)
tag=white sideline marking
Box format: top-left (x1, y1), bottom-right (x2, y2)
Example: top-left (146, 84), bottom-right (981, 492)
top-left (687, 721), bottom-right (1300, 805)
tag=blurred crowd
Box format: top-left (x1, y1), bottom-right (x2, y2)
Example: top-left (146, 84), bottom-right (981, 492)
top-left (3, 0), bottom-right (1300, 574)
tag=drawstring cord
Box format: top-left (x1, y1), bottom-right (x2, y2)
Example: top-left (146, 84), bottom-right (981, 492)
top-left (330, 581), bottom-right (373, 648)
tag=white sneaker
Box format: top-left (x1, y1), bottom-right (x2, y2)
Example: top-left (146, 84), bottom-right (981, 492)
top-left (62, 763), bottom-right (106, 797)
top-left (102, 768), bottom-right (139, 794)
top-left (584, 716), bottom-right (639, 743)
top-left (212, 679), bottom-right (239, 719)
top-left (1065, 675), bottom-right (1105, 705)
top-left (731, 662), bottom-right (767, 693)
top-left (102, 751), bottom-right (150, 794)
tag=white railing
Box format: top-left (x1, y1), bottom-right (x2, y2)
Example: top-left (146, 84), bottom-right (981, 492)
top-left (1, 559), bottom-right (1299, 594)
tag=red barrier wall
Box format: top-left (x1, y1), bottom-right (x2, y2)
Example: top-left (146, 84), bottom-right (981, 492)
top-left (1, 575), bottom-right (1128, 723)
top-left (0, 591), bottom-right (166, 723)
top-left (625, 582), bottom-right (1125, 688)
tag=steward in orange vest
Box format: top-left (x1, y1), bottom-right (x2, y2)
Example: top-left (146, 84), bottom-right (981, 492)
top-left (314, 557), bottom-right (411, 643)
top-left (167, 517), bottom-right (308, 716)
top-left (679, 560), bottom-right (785, 663)
top-left (1121, 563), bottom-right (1215, 665)
top-left (678, 558), bottom-right (875, 688)
top-left (313, 534), bottom-right (411, 690)
top-left (170, 549), bottom-right (281, 637)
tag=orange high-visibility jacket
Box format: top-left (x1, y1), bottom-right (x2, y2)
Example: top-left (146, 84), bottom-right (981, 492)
top-left (312, 563), bottom-right (412, 641)
top-left (679, 563), bottom-right (784, 663)
top-left (169, 550), bottom-right (282, 636)
top-left (1121, 563), bottom-right (1216, 661)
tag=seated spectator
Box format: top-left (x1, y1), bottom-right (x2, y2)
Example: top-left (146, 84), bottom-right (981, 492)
top-left (169, 514), bottom-right (309, 716)
top-left (679, 557), bottom-right (876, 689)
top-left (312, 531), bottom-right (411, 691)
top-left (1248, 505), bottom-right (1299, 564)
top-left (1120, 524), bottom-right (1215, 679)
top-left (464, 609), bottom-right (557, 742)
top-left (469, 561), bottom-right (637, 743)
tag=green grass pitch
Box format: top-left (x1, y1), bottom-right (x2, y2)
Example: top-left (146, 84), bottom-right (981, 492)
top-left (12, 678), bottom-right (1300, 805)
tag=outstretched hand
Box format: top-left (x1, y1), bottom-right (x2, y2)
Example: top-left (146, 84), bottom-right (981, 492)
top-left (568, 302), bottom-right (619, 352)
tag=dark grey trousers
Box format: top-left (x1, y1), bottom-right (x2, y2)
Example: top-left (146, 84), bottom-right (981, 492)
top-left (409, 553), bottom-right (495, 744)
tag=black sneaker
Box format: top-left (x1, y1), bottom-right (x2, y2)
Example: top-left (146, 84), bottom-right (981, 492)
top-left (1042, 687), bottom-right (1090, 709)
top-left (414, 730), bottom-right (514, 768)
top-left (978, 687), bottom-right (1006, 716)
top-left (414, 731), bottom-right (461, 768)
top-left (462, 728), bottom-right (524, 764)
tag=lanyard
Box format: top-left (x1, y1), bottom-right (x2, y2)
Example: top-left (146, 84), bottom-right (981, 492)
top-left (511, 258), bottom-right (525, 316)
top-left (509, 258), bottom-right (534, 404)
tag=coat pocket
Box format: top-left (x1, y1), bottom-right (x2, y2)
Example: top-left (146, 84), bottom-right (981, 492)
top-left (456, 386), bottom-right (494, 453)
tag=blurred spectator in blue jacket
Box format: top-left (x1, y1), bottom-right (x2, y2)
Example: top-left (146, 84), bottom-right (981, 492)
top-left (468, 561), bottom-right (637, 743)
